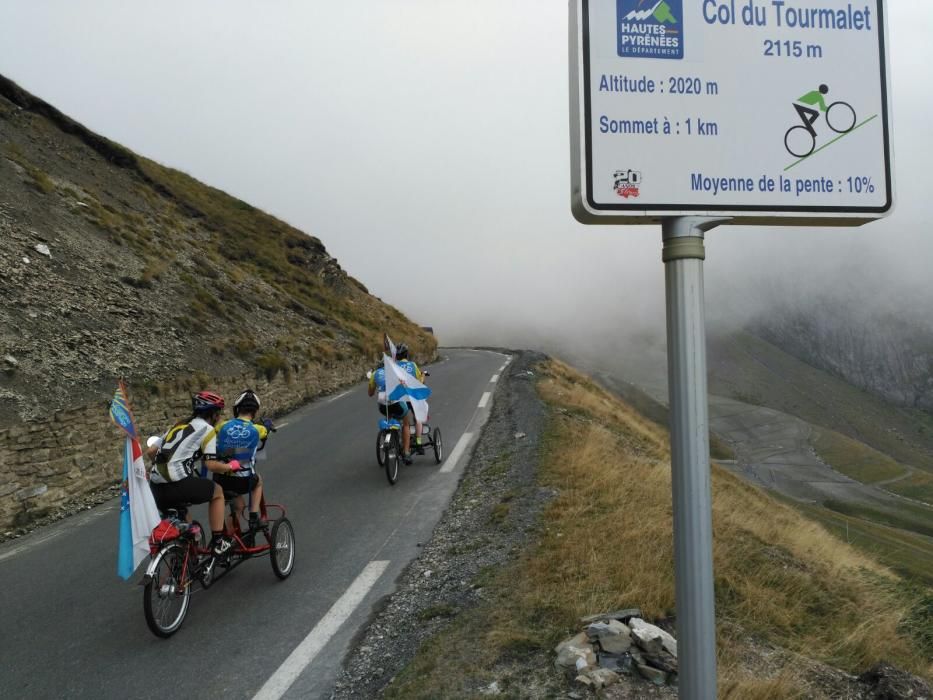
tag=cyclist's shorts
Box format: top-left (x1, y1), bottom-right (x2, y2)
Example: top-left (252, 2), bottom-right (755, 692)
top-left (150, 476), bottom-right (215, 512)
top-left (213, 473), bottom-right (260, 495)
top-left (379, 402), bottom-right (409, 419)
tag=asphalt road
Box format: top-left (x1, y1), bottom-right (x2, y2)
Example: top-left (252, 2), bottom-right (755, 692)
top-left (0, 348), bottom-right (510, 700)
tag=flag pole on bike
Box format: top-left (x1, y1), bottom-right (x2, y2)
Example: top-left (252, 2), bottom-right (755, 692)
top-left (109, 381), bottom-right (162, 580)
top-left (383, 332), bottom-right (396, 360)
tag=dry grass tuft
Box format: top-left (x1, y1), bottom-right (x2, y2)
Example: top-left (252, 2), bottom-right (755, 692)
top-left (720, 673), bottom-right (806, 700)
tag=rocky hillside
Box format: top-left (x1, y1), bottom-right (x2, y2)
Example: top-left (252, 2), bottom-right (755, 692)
top-left (0, 73), bottom-right (434, 530)
top-left (749, 296), bottom-right (933, 412)
top-left (0, 73), bottom-right (434, 426)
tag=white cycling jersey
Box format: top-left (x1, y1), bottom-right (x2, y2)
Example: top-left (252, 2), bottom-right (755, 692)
top-left (150, 417), bottom-right (218, 483)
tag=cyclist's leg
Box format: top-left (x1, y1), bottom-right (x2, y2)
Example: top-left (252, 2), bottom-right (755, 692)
top-left (397, 403), bottom-right (411, 457)
top-left (248, 474), bottom-right (263, 522)
top-left (213, 474), bottom-right (254, 525)
top-left (233, 496), bottom-right (245, 528)
top-left (152, 478), bottom-right (214, 522)
top-left (206, 482), bottom-right (225, 535)
top-left (407, 402), bottom-right (423, 447)
top-left (149, 482), bottom-right (172, 516)
top-left (162, 476), bottom-right (224, 540)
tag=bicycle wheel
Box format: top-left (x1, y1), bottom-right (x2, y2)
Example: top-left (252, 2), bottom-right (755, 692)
top-left (432, 428), bottom-right (444, 464)
top-left (143, 542), bottom-right (191, 638)
top-left (826, 101), bottom-right (856, 133)
top-left (270, 517), bottom-right (296, 580)
top-left (376, 429), bottom-right (387, 467)
top-left (784, 125), bottom-right (815, 158)
top-left (385, 431), bottom-right (400, 485)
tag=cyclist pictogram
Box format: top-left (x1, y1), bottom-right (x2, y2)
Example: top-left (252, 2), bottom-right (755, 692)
top-left (784, 84), bottom-right (856, 158)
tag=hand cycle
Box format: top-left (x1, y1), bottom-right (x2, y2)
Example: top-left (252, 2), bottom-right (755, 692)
top-left (142, 426), bottom-right (295, 638)
top-left (376, 407), bottom-right (444, 487)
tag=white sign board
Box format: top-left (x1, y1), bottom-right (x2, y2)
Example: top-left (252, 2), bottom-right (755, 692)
top-left (570, 0), bottom-right (893, 224)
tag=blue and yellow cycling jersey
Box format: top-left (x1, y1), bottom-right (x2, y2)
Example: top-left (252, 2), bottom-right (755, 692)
top-left (369, 366), bottom-right (387, 393)
top-left (398, 359), bottom-right (423, 382)
top-left (215, 418), bottom-right (269, 474)
top-left (369, 360), bottom-right (424, 401)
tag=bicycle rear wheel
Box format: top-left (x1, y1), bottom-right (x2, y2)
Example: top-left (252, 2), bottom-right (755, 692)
top-left (376, 429), bottom-right (387, 467)
top-left (144, 542), bottom-right (191, 638)
top-left (432, 428), bottom-right (444, 464)
top-left (270, 517), bottom-right (296, 580)
top-left (384, 431), bottom-right (400, 485)
top-left (784, 125), bottom-right (815, 158)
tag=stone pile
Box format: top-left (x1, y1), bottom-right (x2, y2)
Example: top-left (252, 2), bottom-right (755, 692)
top-left (554, 608), bottom-right (678, 692)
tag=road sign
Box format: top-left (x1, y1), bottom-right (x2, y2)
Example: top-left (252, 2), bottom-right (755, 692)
top-left (570, 0), bottom-right (893, 224)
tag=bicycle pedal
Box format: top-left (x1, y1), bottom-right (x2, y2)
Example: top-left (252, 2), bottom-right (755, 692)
top-left (200, 560), bottom-right (216, 587)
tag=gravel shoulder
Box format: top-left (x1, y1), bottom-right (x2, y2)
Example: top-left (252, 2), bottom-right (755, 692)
top-left (332, 350), bottom-right (552, 699)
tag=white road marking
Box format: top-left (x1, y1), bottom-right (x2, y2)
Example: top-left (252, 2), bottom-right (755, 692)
top-left (490, 374), bottom-right (499, 383)
top-left (478, 392), bottom-right (491, 409)
top-left (0, 507), bottom-right (113, 562)
top-left (252, 560), bottom-right (391, 700)
top-left (328, 391), bottom-right (350, 403)
top-left (440, 432), bottom-right (474, 474)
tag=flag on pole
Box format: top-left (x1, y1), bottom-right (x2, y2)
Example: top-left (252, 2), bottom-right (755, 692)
top-left (383, 354), bottom-right (431, 423)
top-left (110, 383), bottom-right (162, 580)
top-left (383, 332), bottom-right (396, 360)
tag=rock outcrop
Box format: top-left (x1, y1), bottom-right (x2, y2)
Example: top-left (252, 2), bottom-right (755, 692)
top-left (555, 609), bottom-right (680, 691)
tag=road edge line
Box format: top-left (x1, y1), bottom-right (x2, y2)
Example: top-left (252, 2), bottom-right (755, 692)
top-left (252, 560), bottom-right (391, 700)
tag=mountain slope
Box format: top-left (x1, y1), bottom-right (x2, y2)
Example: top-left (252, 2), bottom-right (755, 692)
top-left (0, 73), bottom-right (434, 529)
top-left (707, 330), bottom-right (933, 473)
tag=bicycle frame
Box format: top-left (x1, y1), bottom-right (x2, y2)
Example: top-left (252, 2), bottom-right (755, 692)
top-left (221, 499), bottom-right (287, 558)
top-left (145, 499), bottom-right (288, 581)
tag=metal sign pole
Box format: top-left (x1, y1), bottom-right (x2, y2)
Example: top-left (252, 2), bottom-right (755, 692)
top-left (662, 216), bottom-right (728, 700)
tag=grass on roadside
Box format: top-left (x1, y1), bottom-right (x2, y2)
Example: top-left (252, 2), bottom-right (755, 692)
top-left (384, 359), bottom-right (931, 699)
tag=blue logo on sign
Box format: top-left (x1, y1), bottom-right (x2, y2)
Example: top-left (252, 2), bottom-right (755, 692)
top-left (617, 0), bottom-right (684, 60)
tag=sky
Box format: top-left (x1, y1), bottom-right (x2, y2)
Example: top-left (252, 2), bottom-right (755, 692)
top-left (0, 1), bottom-right (930, 359)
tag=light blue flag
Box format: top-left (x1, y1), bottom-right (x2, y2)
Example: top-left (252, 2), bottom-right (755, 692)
top-left (117, 439), bottom-right (135, 579)
top-left (111, 384), bottom-right (161, 579)
top-left (383, 354), bottom-right (431, 422)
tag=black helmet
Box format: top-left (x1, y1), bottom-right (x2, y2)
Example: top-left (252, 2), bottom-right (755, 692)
top-left (396, 343), bottom-right (409, 360)
top-left (233, 389), bottom-right (261, 417)
top-left (192, 391), bottom-right (225, 415)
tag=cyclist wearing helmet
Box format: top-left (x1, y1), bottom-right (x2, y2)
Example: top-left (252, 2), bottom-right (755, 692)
top-left (395, 344), bottom-right (427, 455)
top-left (214, 389), bottom-right (271, 536)
top-left (368, 357), bottom-right (414, 464)
top-left (149, 391), bottom-right (241, 562)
